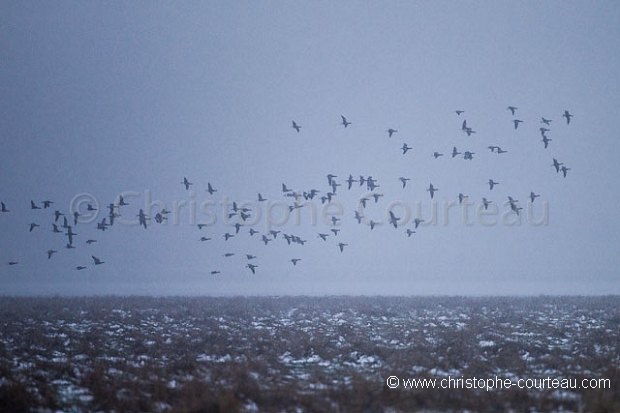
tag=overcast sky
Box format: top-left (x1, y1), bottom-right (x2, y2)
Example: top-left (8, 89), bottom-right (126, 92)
top-left (1, 1), bottom-right (619, 296)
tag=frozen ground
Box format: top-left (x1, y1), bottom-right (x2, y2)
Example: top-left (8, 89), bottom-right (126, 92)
top-left (0, 296), bottom-right (618, 412)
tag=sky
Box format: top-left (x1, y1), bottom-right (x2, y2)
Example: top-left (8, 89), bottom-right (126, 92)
top-left (1, 1), bottom-right (619, 296)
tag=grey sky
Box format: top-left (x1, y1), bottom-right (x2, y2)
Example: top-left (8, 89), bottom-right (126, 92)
top-left (1, 1), bottom-right (619, 295)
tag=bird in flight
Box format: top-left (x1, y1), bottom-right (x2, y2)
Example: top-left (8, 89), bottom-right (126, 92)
top-left (433, 151), bottom-right (444, 159)
top-left (182, 177), bottom-right (192, 190)
top-left (340, 115), bottom-right (351, 128)
top-left (31, 201), bottom-right (41, 210)
top-left (206, 182), bottom-right (217, 195)
top-left (488, 179), bottom-right (499, 190)
top-left (399, 177), bottom-right (410, 188)
top-left (47, 250), bottom-right (57, 259)
top-left (92, 256), bottom-right (105, 265)
top-left (388, 211), bottom-right (400, 229)
top-left (541, 135), bottom-right (552, 149)
top-left (338, 242), bottom-right (347, 252)
top-left (427, 183), bottom-right (438, 199)
top-left (507, 106), bottom-right (518, 115)
top-left (541, 117), bottom-right (552, 125)
top-left (76, 266), bottom-right (87, 271)
top-left (563, 110), bottom-right (573, 125)
top-left (463, 151), bottom-right (475, 160)
top-left (29, 223), bottom-right (39, 232)
top-left (401, 143), bottom-right (412, 154)
top-left (247, 263), bottom-right (258, 274)
top-left (455, 110), bottom-right (465, 116)
top-left (530, 192), bottom-right (540, 203)
top-left (292, 120), bottom-right (301, 132)
top-left (413, 218), bottom-right (425, 229)
top-left (512, 119), bottom-right (523, 129)
top-left (291, 258), bottom-right (301, 266)
top-left (552, 158), bottom-right (563, 173)
top-left (452, 147), bottom-right (461, 158)
top-left (560, 166), bottom-right (570, 178)
top-left (482, 198), bottom-right (493, 210)
top-left (42, 200), bottom-right (53, 209)
top-left (1, 202), bottom-right (9, 212)
top-left (387, 128), bottom-right (398, 138)
top-left (406, 229), bottom-right (416, 237)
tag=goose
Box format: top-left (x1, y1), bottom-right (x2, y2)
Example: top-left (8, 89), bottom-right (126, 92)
top-left (340, 115), bottom-right (351, 128)
top-left (530, 192), bottom-right (540, 203)
top-left (291, 258), bottom-right (301, 266)
top-left (401, 143), bottom-right (412, 154)
top-left (73, 211), bottom-right (79, 225)
top-left (488, 179), bottom-right (499, 190)
top-left (487, 145), bottom-right (499, 153)
top-left (247, 263), bottom-right (258, 274)
top-left (563, 110), bottom-right (573, 125)
top-left (282, 183), bottom-right (292, 193)
top-left (458, 193), bottom-right (468, 204)
top-left (369, 220), bottom-right (378, 230)
top-left (249, 228), bottom-right (259, 236)
top-left (8, 261), bottom-right (19, 265)
top-left (330, 229), bottom-right (340, 236)
top-left (76, 266), bottom-right (87, 270)
top-left (223, 233), bottom-right (234, 241)
top-left (223, 253), bottom-right (235, 257)
top-left (31, 200), bottom-right (41, 210)
top-left (42, 200), bottom-right (53, 209)
top-left (261, 235), bottom-right (271, 245)
top-left (327, 174), bottom-right (338, 186)
top-left (464, 127), bottom-right (476, 136)
top-left (86, 239), bottom-right (97, 245)
top-left (560, 166), bottom-right (570, 178)
top-left (541, 135), bottom-right (552, 149)
top-left (29, 223), bottom-right (39, 232)
top-left (118, 195), bottom-right (129, 206)
top-left (292, 120), bottom-right (301, 132)
top-left (552, 158), bottom-right (563, 173)
top-left (414, 218), bottom-right (425, 229)
top-left (87, 203), bottom-right (97, 211)
top-left (406, 229), bottom-right (416, 237)
top-left (346, 175), bottom-right (357, 190)
top-left (433, 151), bottom-right (444, 159)
top-left (47, 250), bottom-right (57, 259)
top-left (92, 256), bottom-right (105, 265)
top-left (182, 176), bottom-right (193, 190)
top-left (541, 117), bottom-right (552, 125)
top-left (206, 182), bottom-right (217, 195)
top-left (507, 106), bottom-right (518, 115)
top-left (258, 193), bottom-right (267, 202)
top-left (52, 224), bottom-right (63, 233)
top-left (246, 254), bottom-right (257, 260)
top-left (452, 147), bottom-right (461, 158)
top-left (455, 110), bottom-right (465, 115)
top-left (65, 226), bottom-right (77, 244)
top-left (427, 183), bottom-right (438, 199)
top-left (482, 198), bottom-right (492, 210)
top-left (399, 177), bottom-right (410, 188)
top-left (210, 270), bottom-right (221, 275)
top-left (0, 202), bottom-right (9, 212)
top-left (463, 151), bottom-right (475, 160)
top-left (137, 209), bottom-right (148, 229)
top-left (389, 211), bottom-right (400, 228)
top-left (318, 233), bottom-right (329, 241)
top-left (496, 147), bottom-right (507, 154)
top-left (354, 211), bottom-right (364, 224)
top-left (512, 119), bottom-right (523, 129)
top-left (65, 243), bottom-right (75, 249)
top-left (539, 127), bottom-right (550, 136)
top-left (338, 242), bottom-right (347, 252)
top-left (200, 237), bottom-right (211, 242)
top-left (387, 128), bottom-right (398, 138)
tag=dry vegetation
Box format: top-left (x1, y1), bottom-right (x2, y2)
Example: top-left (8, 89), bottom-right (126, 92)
top-left (0, 296), bottom-right (618, 412)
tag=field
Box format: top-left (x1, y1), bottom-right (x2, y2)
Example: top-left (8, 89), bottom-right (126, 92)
top-left (0, 296), bottom-right (618, 412)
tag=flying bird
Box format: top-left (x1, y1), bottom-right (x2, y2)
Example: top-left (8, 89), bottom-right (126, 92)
top-left (530, 192), bottom-right (540, 203)
top-left (563, 110), bottom-right (573, 125)
top-left (560, 166), bottom-right (570, 178)
top-left (292, 120), bottom-right (301, 132)
top-left (413, 218), bottom-right (424, 229)
top-left (31, 201), bottom-right (41, 210)
top-left (47, 250), bottom-right (57, 259)
top-left (76, 266), bottom-right (87, 271)
top-left (488, 179), bottom-right (499, 190)
top-left (1, 202), bottom-right (9, 212)
top-left (29, 223), bottom-right (39, 232)
top-left (482, 198), bottom-right (493, 210)
top-left (401, 143), bottom-right (412, 154)
top-left (399, 177), bottom-right (410, 188)
top-left (247, 263), bottom-right (258, 274)
top-left (507, 106), bottom-right (518, 115)
top-left (512, 119), bottom-right (523, 129)
top-left (92, 255), bottom-right (105, 265)
top-left (541, 135), bottom-right (552, 149)
top-left (452, 147), bottom-right (461, 158)
top-left (206, 183), bottom-right (217, 195)
top-left (387, 128), bottom-right (397, 138)
top-left (338, 242), bottom-right (347, 252)
top-left (291, 258), bottom-right (301, 266)
top-left (182, 177), bottom-right (193, 190)
top-left (42, 200), bottom-right (53, 209)
top-left (388, 211), bottom-right (400, 228)
top-left (406, 229), bottom-right (416, 237)
top-left (340, 115), bottom-right (351, 128)
top-left (455, 110), bottom-right (465, 116)
top-left (427, 183), bottom-right (438, 199)
top-left (552, 158), bottom-right (563, 173)
top-left (433, 151), bottom-right (444, 159)
top-left (541, 117), bottom-right (552, 125)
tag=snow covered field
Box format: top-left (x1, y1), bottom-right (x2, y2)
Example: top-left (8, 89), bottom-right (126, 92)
top-left (0, 296), bottom-right (618, 412)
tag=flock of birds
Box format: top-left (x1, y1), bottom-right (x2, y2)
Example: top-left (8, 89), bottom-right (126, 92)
top-left (2, 107), bottom-right (573, 276)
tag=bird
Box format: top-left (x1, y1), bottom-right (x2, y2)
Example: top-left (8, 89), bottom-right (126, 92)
top-left (118, 195), bottom-right (129, 206)
top-left (8, 261), bottom-right (18, 266)
top-left (496, 147), bottom-right (507, 154)
top-left (433, 151), bottom-right (444, 159)
top-left (200, 237), bottom-right (211, 242)
top-left (560, 166), bottom-right (570, 178)
top-left (223, 253), bottom-right (235, 257)
top-left (455, 110), bottom-right (465, 116)
top-left (507, 106), bottom-right (518, 115)
top-left (388, 211), bottom-right (400, 229)
top-left (552, 158), bottom-right (563, 173)
top-left (73, 211), bottom-right (79, 225)
top-left (563, 110), bottom-right (573, 125)
top-left (86, 239), bottom-right (97, 245)
top-left (512, 119), bottom-right (523, 129)
top-left (224, 233), bottom-right (234, 241)
top-left (1, 202), bottom-right (9, 212)
top-left (452, 147), bottom-right (461, 158)
top-left (458, 193), bottom-right (468, 204)
top-left (463, 151), bottom-right (475, 160)
top-left (340, 115), bottom-right (351, 128)
top-left (292, 120), bottom-right (301, 132)
top-left (541, 117), bottom-right (553, 125)
top-left (247, 263), bottom-right (258, 274)
top-left (387, 128), bottom-right (398, 138)
top-left (210, 271), bottom-right (221, 275)
top-left (65, 226), bottom-right (77, 244)
top-left (541, 135), bottom-right (552, 149)
top-left (427, 183), bottom-right (438, 199)
top-left (487, 145), bottom-right (499, 153)
top-left (65, 243), bottom-right (75, 249)
top-left (354, 211), bottom-right (364, 224)
top-left (92, 256), bottom-right (105, 265)
top-left (76, 266), bottom-right (87, 271)
top-left (327, 174), bottom-right (338, 186)
top-left (42, 200), bottom-right (53, 209)
top-left (182, 176), bottom-right (193, 190)
top-left (261, 235), bottom-right (271, 245)
top-left (482, 198), bottom-right (493, 210)
top-left (488, 179), bottom-right (499, 190)
top-left (369, 220), bottom-right (378, 230)
top-left (137, 209), bottom-right (148, 229)
top-left (206, 183), bottom-right (217, 195)
top-left (246, 254), bottom-right (257, 260)
top-left (464, 127), bottom-right (476, 136)
top-left (338, 242), bottom-right (347, 252)
top-left (413, 218), bottom-right (424, 229)
top-left (401, 143), bottom-right (412, 154)
top-left (399, 177), bottom-right (410, 188)
top-left (530, 192), bottom-right (540, 203)
top-left (29, 223), bottom-right (39, 232)
top-left (291, 258), bottom-right (301, 266)
top-left (539, 127), bottom-right (550, 136)
top-left (406, 229), bottom-right (416, 237)
top-left (258, 193), bottom-right (267, 202)
top-left (47, 250), bottom-right (57, 259)
top-left (31, 200), bottom-right (41, 210)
